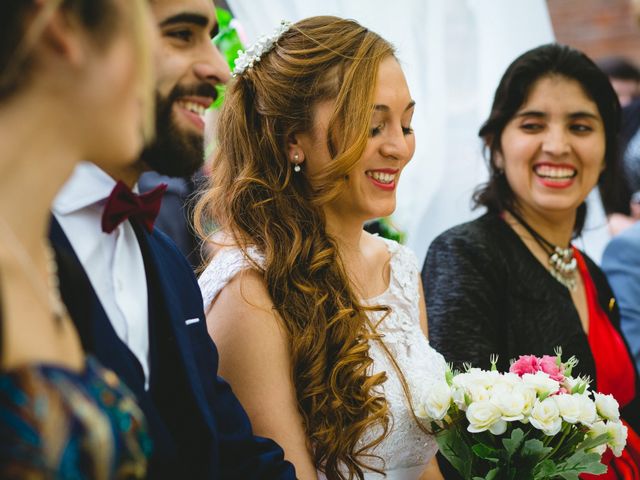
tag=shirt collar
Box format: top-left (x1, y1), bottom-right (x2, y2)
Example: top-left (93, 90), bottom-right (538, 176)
top-left (52, 162), bottom-right (138, 215)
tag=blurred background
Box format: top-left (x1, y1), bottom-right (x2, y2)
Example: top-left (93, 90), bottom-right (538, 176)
top-left (180, 0), bottom-right (640, 267)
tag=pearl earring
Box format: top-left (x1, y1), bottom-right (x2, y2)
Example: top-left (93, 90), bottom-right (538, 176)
top-left (293, 152), bottom-right (301, 172)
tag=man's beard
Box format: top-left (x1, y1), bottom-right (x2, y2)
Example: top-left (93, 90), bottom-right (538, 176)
top-left (140, 83), bottom-right (217, 178)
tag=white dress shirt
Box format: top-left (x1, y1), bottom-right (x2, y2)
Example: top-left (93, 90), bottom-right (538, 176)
top-left (53, 162), bottom-right (150, 388)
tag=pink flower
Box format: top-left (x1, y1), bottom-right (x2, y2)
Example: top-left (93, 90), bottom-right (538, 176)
top-left (540, 355), bottom-right (565, 382)
top-left (510, 355), bottom-right (542, 377)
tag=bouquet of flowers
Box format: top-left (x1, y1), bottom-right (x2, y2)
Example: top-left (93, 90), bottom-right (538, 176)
top-left (416, 350), bottom-right (627, 479)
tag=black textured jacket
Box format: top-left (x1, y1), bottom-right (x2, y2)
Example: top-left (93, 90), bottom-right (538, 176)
top-left (422, 212), bottom-right (640, 433)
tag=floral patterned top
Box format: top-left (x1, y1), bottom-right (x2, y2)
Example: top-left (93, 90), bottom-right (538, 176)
top-left (0, 356), bottom-right (150, 479)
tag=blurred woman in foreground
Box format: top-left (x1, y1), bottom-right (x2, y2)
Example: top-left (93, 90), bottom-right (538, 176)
top-left (0, 0), bottom-right (155, 476)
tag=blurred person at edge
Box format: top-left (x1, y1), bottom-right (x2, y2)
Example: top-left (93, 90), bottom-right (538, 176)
top-left (0, 0), bottom-right (155, 477)
top-left (597, 56), bottom-right (640, 108)
top-left (49, 0), bottom-right (296, 478)
top-left (603, 2), bottom-right (640, 235)
top-left (599, 56), bottom-right (640, 235)
top-left (424, 44), bottom-right (640, 479)
top-left (602, 0), bottom-right (640, 429)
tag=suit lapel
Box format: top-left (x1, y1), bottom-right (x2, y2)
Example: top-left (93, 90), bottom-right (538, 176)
top-left (140, 229), bottom-right (216, 433)
top-left (49, 216), bottom-right (147, 394)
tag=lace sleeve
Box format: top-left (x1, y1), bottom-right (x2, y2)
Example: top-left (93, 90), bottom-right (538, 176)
top-left (198, 248), bottom-right (265, 312)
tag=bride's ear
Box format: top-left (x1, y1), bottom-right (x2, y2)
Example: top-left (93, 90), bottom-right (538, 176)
top-left (287, 132), bottom-right (305, 168)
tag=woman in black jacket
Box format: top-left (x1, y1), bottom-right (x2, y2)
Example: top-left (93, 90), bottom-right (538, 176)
top-left (423, 44), bottom-right (640, 476)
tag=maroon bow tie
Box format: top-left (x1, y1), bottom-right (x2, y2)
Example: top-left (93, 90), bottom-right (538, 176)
top-left (101, 181), bottom-right (167, 233)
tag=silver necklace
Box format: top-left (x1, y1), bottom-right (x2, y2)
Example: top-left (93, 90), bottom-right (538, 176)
top-left (508, 209), bottom-right (578, 291)
top-left (0, 216), bottom-right (67, 321)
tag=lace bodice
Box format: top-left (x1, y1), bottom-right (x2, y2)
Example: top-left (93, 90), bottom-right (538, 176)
top-left (198, 238), bottom-right (446, 479)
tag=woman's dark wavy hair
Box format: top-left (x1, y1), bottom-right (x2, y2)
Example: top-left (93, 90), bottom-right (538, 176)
top-left (473, 43), bottom-right (622, 236)
top-left (0, 0), bottom-right (119, 101)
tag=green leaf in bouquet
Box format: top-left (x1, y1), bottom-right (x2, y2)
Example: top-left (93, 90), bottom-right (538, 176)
top-left (556, 459), bottom-right (607, 480)
top-left (575, 433), bottom-right (609, 453)
top-left (558, 450), bottom-right (607, 476)
top-left (502, 428), bottom-right (525, 458)
top-left (509, 438), bottom-right (554, 474)
top-left (436, 427), bottom-right (474, 479)
top-left (445, 364), bottom-right (455, 385)
top-left (557, 471), bottom-right (581, 479)
top-left (541, 450), bottom-right (607, 480)
top-left (533, 459), bottom-right (557, 479)
top-left (472, 467), bottom-right (499, 480)
top-left (471, 443), bottom-right (501, 463)
top-left (521, 438), bottom-right (552, 459)
top-left (548, 424), bottom-right (589, 461)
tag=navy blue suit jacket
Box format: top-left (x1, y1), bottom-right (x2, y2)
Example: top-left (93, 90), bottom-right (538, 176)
top-left (602, 222), bottom-right (640, 375)
top-left (50, 217), bottom-right (295, 479)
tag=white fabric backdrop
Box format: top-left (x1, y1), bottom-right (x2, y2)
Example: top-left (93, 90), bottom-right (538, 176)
top-left (225, 0), bottom-right (610, 264)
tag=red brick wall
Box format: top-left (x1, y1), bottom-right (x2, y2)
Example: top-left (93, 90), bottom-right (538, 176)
top-left (546, 0), bottom-right (640, 65)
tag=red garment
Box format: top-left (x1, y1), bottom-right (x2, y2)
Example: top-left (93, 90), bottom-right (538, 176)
top-left (575, 250), bottom-right (640, 479)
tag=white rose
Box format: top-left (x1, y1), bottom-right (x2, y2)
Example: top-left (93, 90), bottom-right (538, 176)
top-left (473, 369), bottom-right (501, 388)
top-left (594, 393), bottom-right (621, 422)
top-left (607, 421), bottom-right (628, 457)
top-left (586, 421), bottom-right (608, 455)
top-left (491, 389), bottom-right (526, 422)
top-left (454, 369), bottom-right (497, 390)
top-left (490, 373), bottom-right (521, 395)
top-left (553, 394), bottom-right (582, 424)
top-left (451, 385), bottom-right (468, 411)
top-left (490, 382), bottom-right (513, 398)
top-left (513, 384), bottom-right (537, 419)
top-left (451, 373), bottom-right (488, 411)
top-left (522, 371), bottom-right (560, 397)
top-left (451, 373), bottom-right (467, 389)
top-left (575, 394), bottom-right (597, 427)
top-left (466, 400), bottom-right (506, 434)
top-left (529, 398), bottom-right (562, 436)
top-left (420, 382), bottom-right (452, 421)
top-left (451, 371), bottom-right (474, 390)
top-left (562, 376), bottom-right (590, 395)
top-left (469, 385), bottom-right (491, 404)
top-left (450, 373), bottom-right (472, 410)
top-left (499, 372), bottom-right (524, 387)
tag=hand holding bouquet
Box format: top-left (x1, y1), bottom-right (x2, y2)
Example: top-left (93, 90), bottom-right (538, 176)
top-left (416, 350), bottom-right (627, 479)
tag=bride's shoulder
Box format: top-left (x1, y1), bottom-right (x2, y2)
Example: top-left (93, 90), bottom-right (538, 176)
top-left (362, 231), bottom-right (392, 257)
top-left (363, 232), bottom-right (418, 270)
top-left (199, 232), bottom-right (267, 312)
top-left (202, 251), bottom-right (279, 334)
top-left (202, 231), bottom-right (264, 271)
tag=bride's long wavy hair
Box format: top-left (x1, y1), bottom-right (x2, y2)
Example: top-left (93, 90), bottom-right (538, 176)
top-left (194, 16), bottom-right (403, 479)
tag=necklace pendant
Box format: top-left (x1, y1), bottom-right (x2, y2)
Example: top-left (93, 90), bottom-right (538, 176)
top-left (548, 247), bottom-right (578, 291)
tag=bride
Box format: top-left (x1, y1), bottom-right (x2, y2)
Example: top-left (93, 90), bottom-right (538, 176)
top-left (196, 16), bottom-right (445, 480)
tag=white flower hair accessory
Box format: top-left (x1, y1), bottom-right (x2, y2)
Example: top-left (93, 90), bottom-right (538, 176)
top-left (233, 20), bottom-right (292, 77)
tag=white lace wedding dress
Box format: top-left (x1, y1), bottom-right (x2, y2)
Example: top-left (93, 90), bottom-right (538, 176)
top-left (199, 237), bottom-right (447, 479)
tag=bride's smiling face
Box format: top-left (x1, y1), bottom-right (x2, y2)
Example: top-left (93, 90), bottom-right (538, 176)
top-left (297, 56), bottom-right (416, 224)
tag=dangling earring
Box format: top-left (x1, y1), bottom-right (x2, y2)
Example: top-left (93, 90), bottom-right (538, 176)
top-left (293, 152), bottom-right (301, 172)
